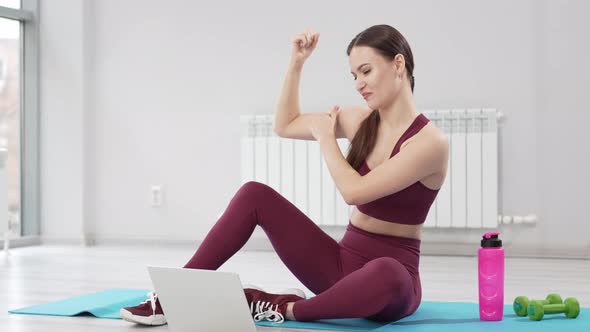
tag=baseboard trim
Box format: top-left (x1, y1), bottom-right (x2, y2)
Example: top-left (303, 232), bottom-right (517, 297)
top-left (41, 235), bottom-right (87, 246)
top-left (0, 235), bottom-right (42, 249)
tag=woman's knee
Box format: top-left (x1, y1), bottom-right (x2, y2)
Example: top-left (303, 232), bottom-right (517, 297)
top-left (364, 257), bottom-right (410, 290)
top-left (364, 257), bottom-right (404, 272)
top-left (234, 181), bottom-right (279, 205)
top-left (238, 181), bottom-right (274, 195)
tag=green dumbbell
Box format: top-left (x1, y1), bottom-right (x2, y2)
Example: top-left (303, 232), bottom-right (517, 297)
top-left (513, 293), bottom-right (563, 316)
top-left (528, 297), bottom-right (580, 321)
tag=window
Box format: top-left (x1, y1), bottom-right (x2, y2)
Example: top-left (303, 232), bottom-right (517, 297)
top-left (0, 57), bottom-right (7, 89)
top-left (0, 1), bottom-right (39, 242)
top-left (0, 16), bottom-right (20, 238)
top-left (0, 0), bottom-right (20, 10)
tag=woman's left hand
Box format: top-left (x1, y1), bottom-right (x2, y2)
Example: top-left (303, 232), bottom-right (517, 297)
top-left (311, 105), bottom-right (341, 142)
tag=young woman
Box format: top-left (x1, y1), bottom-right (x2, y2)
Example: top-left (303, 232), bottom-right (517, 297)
top-left (121, 24), bottom-right (449, 326)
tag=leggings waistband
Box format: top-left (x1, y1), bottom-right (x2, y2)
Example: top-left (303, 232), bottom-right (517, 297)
top-left (345, 221), bottom-right (422, 247)
top-left (340, 221), bottom-right (421, 276)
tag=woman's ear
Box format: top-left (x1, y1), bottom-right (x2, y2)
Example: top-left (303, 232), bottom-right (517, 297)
top-left (393, 53), bottom-right (406, 76)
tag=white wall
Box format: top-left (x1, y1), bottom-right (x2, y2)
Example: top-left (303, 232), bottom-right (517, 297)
top-left (535, 0), bottom-right (590, 254)
top-left (40, 0), bottom-right (590, 256)
top-left (40, 0), bottom-right (85, 242)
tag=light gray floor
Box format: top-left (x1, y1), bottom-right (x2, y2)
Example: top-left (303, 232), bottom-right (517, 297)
top-left (1, 245), bottom-right (588, 332)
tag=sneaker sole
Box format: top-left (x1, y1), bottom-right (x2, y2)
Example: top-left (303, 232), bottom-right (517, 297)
top-left (119, 308), bottom-right (167, 326)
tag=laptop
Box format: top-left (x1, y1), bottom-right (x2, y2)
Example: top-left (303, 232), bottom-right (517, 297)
top-left (147, 266), bottom-right (257, 332)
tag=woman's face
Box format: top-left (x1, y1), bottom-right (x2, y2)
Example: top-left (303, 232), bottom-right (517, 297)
top-left (349, 46), bottom-right (404, 110)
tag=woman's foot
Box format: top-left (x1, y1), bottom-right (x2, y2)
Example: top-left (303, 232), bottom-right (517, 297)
top-left (243, 284), bottom-right (305, 323)
top-left (120, 291), bottom-right (167, 326)
top-left (119, 286), bottom-right (305, 325)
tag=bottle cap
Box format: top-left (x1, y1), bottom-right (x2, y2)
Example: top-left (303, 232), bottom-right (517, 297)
top-left (481, 231), bottom-right (502, 247)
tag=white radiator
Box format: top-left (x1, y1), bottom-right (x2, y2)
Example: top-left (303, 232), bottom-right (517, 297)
top-left (240, 109), bottom-right (500, 229)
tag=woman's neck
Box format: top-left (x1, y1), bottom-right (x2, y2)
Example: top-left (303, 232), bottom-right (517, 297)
top-left (378, 86), bottom-right (418, 133)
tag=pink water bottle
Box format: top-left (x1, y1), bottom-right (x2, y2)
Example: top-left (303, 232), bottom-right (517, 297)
top-left (478, 231), bottom-right (504, 321)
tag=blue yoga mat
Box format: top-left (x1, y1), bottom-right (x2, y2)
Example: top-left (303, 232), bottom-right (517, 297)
top-left (258, 301), bottom-right (590, 331)
top-left (9, 289), bottom-right (589, 331)
top-left (8, 289), bottom-right (150, 319)
top-left (370, 301), bottom-right (590, 332)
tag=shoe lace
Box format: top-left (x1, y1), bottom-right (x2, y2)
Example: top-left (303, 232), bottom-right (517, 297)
top-left (250, 300), bottom-right (285, 323)
top-left (140, 291), bottom-right (158, 315)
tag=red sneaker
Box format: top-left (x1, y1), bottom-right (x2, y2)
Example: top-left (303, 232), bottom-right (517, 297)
top-left (120, 291), bottom-right (167, 326)
top-left (243, 284), bottom-right (305, 323)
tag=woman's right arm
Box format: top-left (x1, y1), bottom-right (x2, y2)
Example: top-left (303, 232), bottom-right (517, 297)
top-left (274, 29), bottom-right (371, 141)
top-left (273, 60), bottom-right (306, 138)
top-left (273, 29), bottom-right (318, 139)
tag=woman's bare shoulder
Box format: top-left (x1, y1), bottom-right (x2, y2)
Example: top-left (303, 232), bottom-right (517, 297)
top-left (338, 106), bottom-right (373, 142)
top-left (403, 118), bottom-right (448, 150)
top-left (425, 119), bottom-right (447, 142)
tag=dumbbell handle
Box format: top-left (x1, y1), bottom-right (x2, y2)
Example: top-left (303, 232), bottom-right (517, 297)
top-left (542, 304), bottom-right (566, 314)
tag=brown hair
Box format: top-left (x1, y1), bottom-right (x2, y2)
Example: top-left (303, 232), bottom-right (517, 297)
top-left (345, 25), bottom-right (415, 170)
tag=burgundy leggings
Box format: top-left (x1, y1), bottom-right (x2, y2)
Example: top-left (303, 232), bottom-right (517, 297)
top-left (183, 181), bottom-right (422, 322)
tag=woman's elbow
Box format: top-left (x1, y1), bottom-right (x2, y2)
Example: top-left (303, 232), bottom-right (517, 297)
top-left (344, 191), bottom-right (358, 205)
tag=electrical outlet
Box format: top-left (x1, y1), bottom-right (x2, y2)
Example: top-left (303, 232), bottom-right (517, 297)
top-left (151, 185), bottom-right (163, 207)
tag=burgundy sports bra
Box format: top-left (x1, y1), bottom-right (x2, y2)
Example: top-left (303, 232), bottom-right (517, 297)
top-left (355, 113), bottom-right (439, 225)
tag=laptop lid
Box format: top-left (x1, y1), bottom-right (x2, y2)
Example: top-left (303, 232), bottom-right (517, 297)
top-left (147, 266), bottom-right (257, 332)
